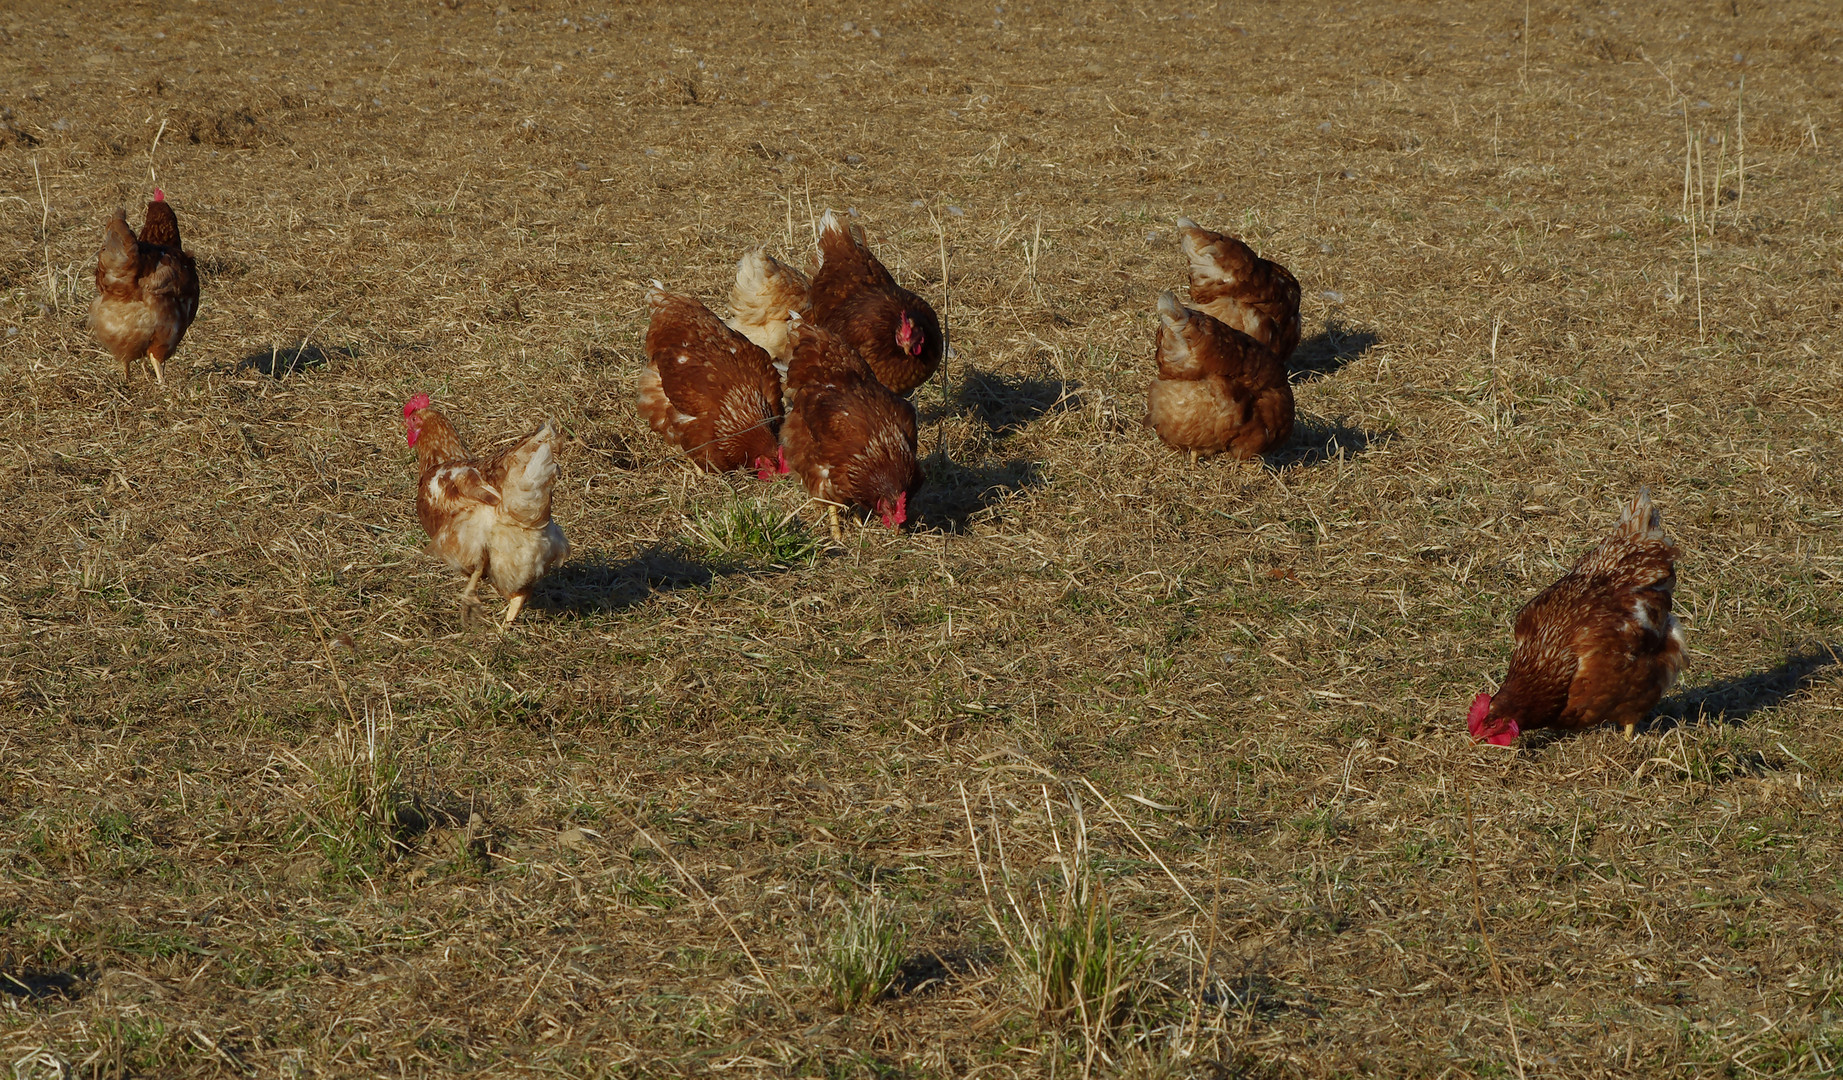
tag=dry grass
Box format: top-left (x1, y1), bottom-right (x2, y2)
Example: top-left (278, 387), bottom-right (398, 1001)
top-left (3, 0), bottom-right (1842, 1076)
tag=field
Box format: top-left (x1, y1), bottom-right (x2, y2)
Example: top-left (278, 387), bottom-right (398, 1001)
top-left (3, 0), bottom-right (1843, 1075)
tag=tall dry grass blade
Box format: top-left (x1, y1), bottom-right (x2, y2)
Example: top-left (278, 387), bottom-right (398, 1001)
top-left (32, 156), bottom-right (55, 314)
top-left (1736, 76), bottom-right (1745, 215)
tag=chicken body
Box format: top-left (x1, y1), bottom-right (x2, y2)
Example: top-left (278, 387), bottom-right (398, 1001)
top-left (725, 249), bottom-right (809, 370)
top-left (404, 396), bottom-right (570, 626)
top-left (640, 285), bottom-right (786, 477)
top-left (1469, 490), bottom-right (1686, 744)
top-left (90, 192), bottom-right (200, 385)
top-left (1147, 292), bottom-right (1294, 460)
top-left (806, 211), bottom-right (942, 395)
top-left (781, 318), bottom-right (921, 540)
top-left (1176, 217), bottom-right (1301, 362)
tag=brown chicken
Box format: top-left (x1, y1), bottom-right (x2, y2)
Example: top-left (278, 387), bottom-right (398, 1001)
top-left (1175, 217), bottom-right (1301, 362)
top-left (726, 249), bottom-right (809, 371)
top-left (639, 284), bottom-right (788, 479)
top-left (1468, 490), bottom-right (1686, 745)
top-left (402, 394), bottom-right (570, 626)
top-left (806, 210), bottom-right (942, 395)
top-left (781, 315), bottom-right (921, 541)
top-left (90, 190), bottom-right (200, 386)
top-left (1146, 292), bottom-right (1294, 461)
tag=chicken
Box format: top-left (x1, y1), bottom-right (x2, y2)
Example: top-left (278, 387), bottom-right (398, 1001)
top-left (1146, 291), bottom-right (1294, 461)
top-left (89, 190), bottom-right (200, 386)
top-left (1468, 490), bottom-right (1686, 745)
top-left (806, 210), bottom-right (942, 395)
top-left (780, 314), bottom-right (922, 541)
top-left (402, 394), bottom-right (570, 626)
top-left (726, 249), bottom-right (809, 370)
top-left (639, 283), bottom-right (787, 479)
top-left (1175, 217), bottom-right (1301, 362)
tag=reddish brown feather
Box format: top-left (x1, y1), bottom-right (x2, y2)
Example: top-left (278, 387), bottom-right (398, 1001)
top-left (1177, 218), bottom-right (1302, 361)
top-left (780, 320), bottom-right (921, 517)
top-left (89, 200), bottom-right (200, 373)
top-left (1146, 293), bottom-right (1294, 460)
top-left (806, 213), bottom-right (942, 395)
top-left (1486, 491), bottom-right (1686, 735)
top-left (639, 287), bottom-right (784, 472)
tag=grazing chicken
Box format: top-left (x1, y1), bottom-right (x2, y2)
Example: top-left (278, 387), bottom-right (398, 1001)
top-left (640, 283), bottom-right (787, 479)
top-left (781, 315), bottom-right (921, 541)
top-left (90, 190), bottom-right (200, 386)
top-left (726, 249), bottom-right (809, 370)
top-left (1468, 490), bottom-right (1686, 745)
top-left (1175, 217), bottom-right (1301, 362)
top-left (806, 210), bottom-right (942, 395)
top-left (403, 394), bottom-right (570, 626)
top-left (1146, 292), bottom-right (1294, 461)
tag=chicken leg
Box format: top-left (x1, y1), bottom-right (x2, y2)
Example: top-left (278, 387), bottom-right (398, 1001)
top-left (461, 565), bottom-right (484, 604)
top-left (1622, 722), bottom-right (1637, 741)
top-left (827, 504), bottom-right (844, 544)
top-left (503, 594), bottom-right (527, 626)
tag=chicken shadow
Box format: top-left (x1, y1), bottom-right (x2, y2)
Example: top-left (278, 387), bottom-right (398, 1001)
top-left (529, 545), bottom-right (745, 616)
top-left (910, 455), bottom-right (1044, 533)
top-left (1290, 320), bottom-right (1379, 382)
top-left (1267, 418), bottom-right (1390, 469)
top-left (0, 968), bottom-right (83, 1001)
top-left (1649, 643), bottom-right (1840, 731)
top-left (937, 367), bottom-right (1082, 436)
top-left (233, 343), bottom-right (355, 378)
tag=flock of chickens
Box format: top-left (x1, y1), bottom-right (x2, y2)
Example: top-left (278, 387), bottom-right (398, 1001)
top-left (88, 195), bottom-right (1687, 746)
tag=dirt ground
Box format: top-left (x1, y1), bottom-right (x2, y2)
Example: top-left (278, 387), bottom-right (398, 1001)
top-left (2, 0), bottom-right (1842, 1076)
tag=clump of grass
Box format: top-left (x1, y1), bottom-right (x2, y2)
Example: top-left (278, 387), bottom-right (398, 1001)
top-left (294, 701), bottom-right (419, 883)
top-left (816, 894), bottom-right (909, 1012)
top-left (683, 499), bottom-right (819, 568)
top-left (970, 785), bottom-right (1152, 1046)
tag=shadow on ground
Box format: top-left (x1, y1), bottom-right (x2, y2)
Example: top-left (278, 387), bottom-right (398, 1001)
top-left (233, 343), bottom-right (356, 378)
top-left (1651, 643), bottom-right (1840, 730)
top-left (0, 969), bottom-right (83, 1001)
top-left (1290, 320), bottom-right (1379, 382)
top-left (531, 545), bottom-right (745, 616)
top-left (910, 455), bottom-right (1043, 533)
top-left (1268, 418), bottom-right (1390, 468)
top-left (940, 367), bottom-right (1081, 435)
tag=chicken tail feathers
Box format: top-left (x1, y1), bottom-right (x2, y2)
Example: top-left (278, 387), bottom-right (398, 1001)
top-left (495, 421), bottom-right (562, 526)
top-left (817, 209), bottom-right (864, 264)
top-left (1154, 291), bottom-right (1204, 379)
top-left (1615, 487), bottom-right (1669, 544)
top-left (98, 211), bottom-right (139, 280)
top-left (728, 250), bottom-right (810, 359)
top-left (1156, 290), bottom-right (1190, 329)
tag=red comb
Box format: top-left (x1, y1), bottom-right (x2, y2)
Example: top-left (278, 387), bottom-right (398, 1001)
top-left (403, 393), bottom-right (431, 417)
top-left (153, 189), bottom-right (165, 202)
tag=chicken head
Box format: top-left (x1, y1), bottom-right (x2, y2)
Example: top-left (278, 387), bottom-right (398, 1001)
top-left (755, 445), bottom-right (789, 482)
top-left (403, 392), bottom-right (432, 446)
top-left (1467, 692), bottom-right (1519, 746)
top-left (877, 491), bottom-right (908, 529)
top-left (895, 311), bottom-right (924, 358)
